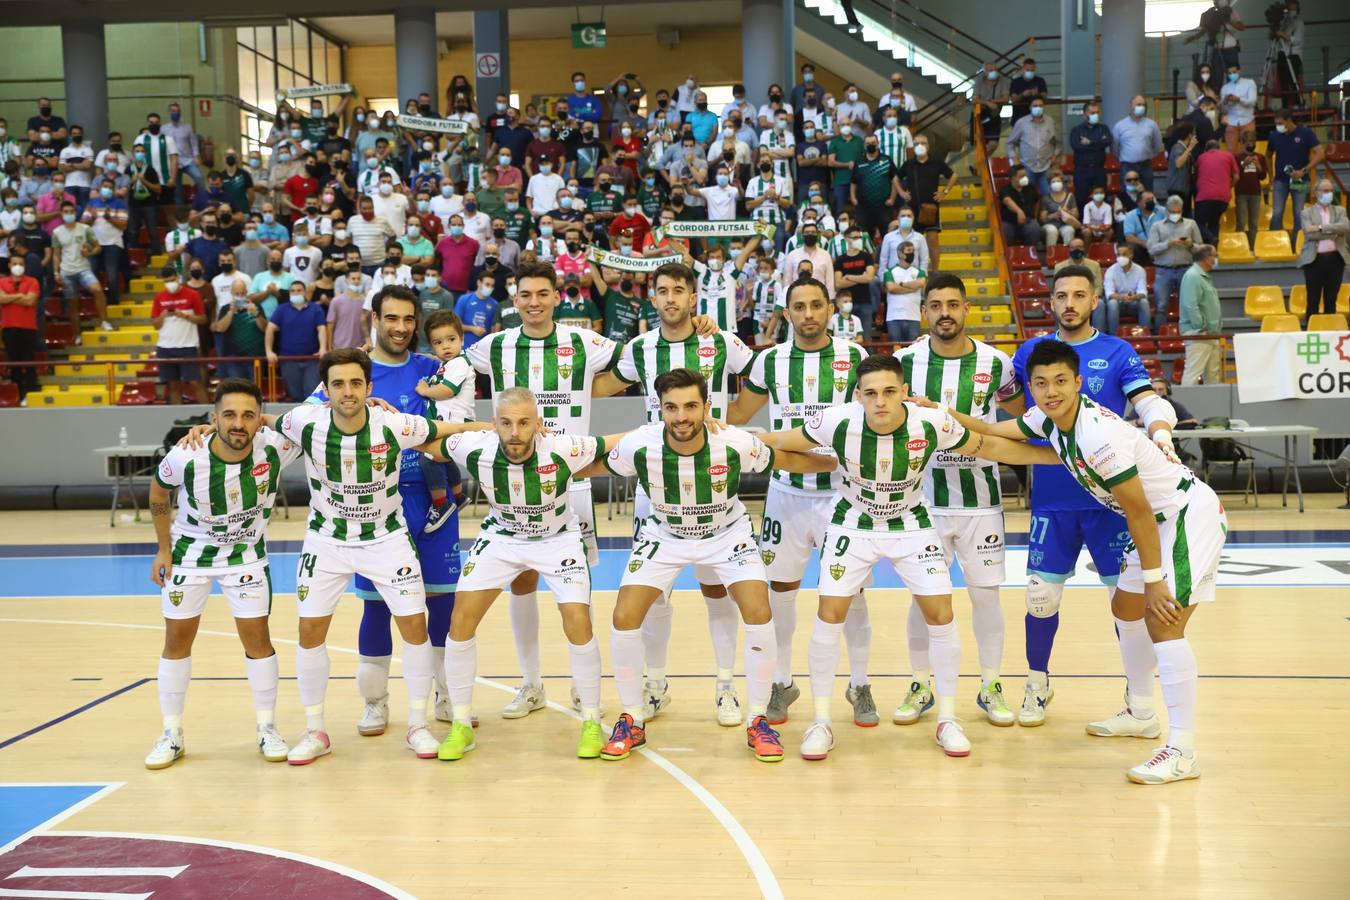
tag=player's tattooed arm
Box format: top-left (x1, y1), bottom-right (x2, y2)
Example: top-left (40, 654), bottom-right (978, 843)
top-left (149, 480), bottom-right (174, 587)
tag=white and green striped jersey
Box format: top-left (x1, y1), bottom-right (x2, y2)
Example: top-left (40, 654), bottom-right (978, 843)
top-left (803, 401), bottom-right (971, 534)
top-left (1018, 396), bottom-right (1194, 520)
top-left (750, 278), bottom-right (780, 322)
top-left (444, 431), bottom-right (602, 538)
top-left (277, 404), bottom-right (432, 544)
top-left (605, 422), bottom-right (774, 540)
top-left (745, 175), bottom-right (790, 225)
top-left (133, 132), bottom-right (178, 182)
top-left (154, 429), bottom-right (302, 571)
top-left (828, 314), bottom-right (864, 340)
top-left (873, 125), bottom-right (912, 169)
top-left (616, 328), bottom-right (755, 422)
top-left (756, 128), bottom-right (796, 182)
top-left (692, 260), bottom-right (742, 332)
top-left (894, 336), bottom-right (1021, 514)
top-left (746, 337), bottom-right (867, 494)
top-left (826, 232), bottom-right (872, 258)
top-left (466, 324), bottom-right (620, 435)
top-left (428, 354), bottom-right (476, 423)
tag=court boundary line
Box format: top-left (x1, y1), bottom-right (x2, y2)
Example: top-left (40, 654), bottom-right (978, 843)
top-left (41, 831), bottom-right (416, 900)
top-left (0, 617), bottom-right (785, 900)
top-left (0, 680), bottom-right (152, 751)
top-left (0, 783), bottom-right (124, 856)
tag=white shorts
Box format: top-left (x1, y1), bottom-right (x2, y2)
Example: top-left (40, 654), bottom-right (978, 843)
top-left (634, 485), bottom-right (718, 589)
top-left (622, 517), bottom-right (766, 595)
top-left (932, 509), bottom-right (1006, 587)
top-left (571, 481), bottom-right (599, 566)
top-left (817, 526), bottom-right (952, 598)
top-left (295, 532), bottom-right (426, 618)
top-left (459, 529), bottom-right (592, 605)
top-left (161, 561), bottom-right (271, 620)
top-left (1117, 483), bottom-right (1227, 606)
top-left (757, 485), bottom-right (835, 583)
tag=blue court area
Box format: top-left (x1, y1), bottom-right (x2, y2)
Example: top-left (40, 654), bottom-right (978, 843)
top-left (1, 534), bottom-right (1348, 597)
top-left (0, 784), bottom-right (112, 850)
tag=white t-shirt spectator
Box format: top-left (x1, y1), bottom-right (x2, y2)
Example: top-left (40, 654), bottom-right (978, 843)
top-left (1219, 77), bottom-right (1257, 128)
top-left (284, 244), bottom-right (324, 285)
top-left (372, 191), bottom-right (410, 235)
top-left (1082, 198), bottom-right (1114, 229)
top-left (525, 172), bottom-right (565, 216)
top-left (211, 270), bottom-right (250, 305)
top-left (429, 192), bottom-right (464, 229)
top-left (462, 210), bottom-right (492, 244)
top-left (700, 183), bottom-right (739, 221)
top-left (59, 143), bottom-right (95, 189)
top-left (883, 263), bottom-right (924, 322)
top-left (1103, 261), bottom-right (1148, 300)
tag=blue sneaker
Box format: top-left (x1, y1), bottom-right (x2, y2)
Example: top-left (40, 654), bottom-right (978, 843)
top-left (424, 501), bottom-right (453, 534)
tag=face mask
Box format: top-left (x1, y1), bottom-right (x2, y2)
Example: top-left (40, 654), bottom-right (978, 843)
top-left (1319, 191), bottom-right (1335, 205)
top-left (803, 234), bottom-right (819, 246)
top-left (406, 225), bottom-right (420, 238)
top-left (1200, 72), bottom-right (1210, 83)
top-left (10, 264), bottom-right (25, 277)
top-left (1276, 123), bottom-right (1289, 133)
top-left (269, 261), bottom-right (283, 273)
top-left (22, 213), bottom-right (35, 225)
top-left (573, 79), bottom-right (589, 92)
top-left (885, 117), bottom-right (898, 128)
top-left (708, 257), bottom-right (725, 272)
top-left (1092, 192), bottom-right (1105, 203)
top-left (244, 229), bottom-right (258, 241)
top-left (1133, 104), bottom-right (1146, 117)
top-left (898, 216), bottom-right (913, 230)
top-left (1017, 176), bottom-right (1029, 188)
top-left (840, 125), bottom-right (852, 137)
top-left (1125, 182), bottom-right (1140, 194)
top-left (364, 156), bottom-right (379, 169)
top-left (247, 156), bottom-right (261, 168)
top-left (716, 174), bottom-right (729, 186)
top-left (774, 120), bottom-right (786, 131)
top-left (61, 212), bottom-right (75, 224)
top-left (288, 129), bottom-right (302, 140)
top-left (803, 128), bottom-right (816, 140)
top-left (986, 70), bottom-right (998, 81)
top-left (1141, 200), bottom-right (1155, 212)
top-left (846, 238), bottom-right (862, 252)
top-left (1069, 248), bottom-right (1085, 260)
top-left (221, 263), bottom-right (235, 273)
top-left (465, 202), bottom-right (477, 212)
top-left (287, 290), bottom-right (306, 305)
top-left (277, 152), bottom-right (291, 164)
top-left (1023, 70), bottom-right (1036, 80)
top-left (164, 280), bottom-right (180, 293)
top-left (449, 225), bottom-right (464, 237)
top-left (38, 133), bottom-right (51, 144)
top-left (39, 105), bottom-right (52, 116)
top-left (1117, 255), bottom-right (1131, 267)
top-left (1228, 72), bottom-right (1240, 83)
top-left (1168, 212), bottom-right (1182, 223)
top-left (495, 101), bottom-right (507, 113)
top-left (901, 252), bottom-right (915, 264)
top-left (147, 123), bottom-right (161, 135)
top-left (334, 228), bottom-right (348, 241)
top-left (100, 187), bottom-right (114, 199)
top-left (378, 183), bottom-right (393, 196)
top-left (1030, 107), bottom-right (1044, 118)
top-left (71, 133), bottom-right (85, 144)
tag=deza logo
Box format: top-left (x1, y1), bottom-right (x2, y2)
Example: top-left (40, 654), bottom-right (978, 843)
top-left (906, 438), bottom-right (928, 470)
top-left (556, 345), bottom-right (575, 377)
top-left (537, 462), bottom-right (559, 494)
top-left (832, 359), bottom-right (852, 390)
top-left (708, 463), bottom-right (729, 492)
top-left (251, 462), bottom-right (270, 477)
top-left (972, 372), bottom-right (992, 384)
top-left (1087, 358), bottom-right (1109, 370)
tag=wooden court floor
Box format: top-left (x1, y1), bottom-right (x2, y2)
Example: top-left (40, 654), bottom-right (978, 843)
top-left (1, 506), bottom-right (1348, 899)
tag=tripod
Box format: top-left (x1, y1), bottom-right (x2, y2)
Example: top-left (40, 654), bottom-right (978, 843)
top-left (1260, 36), bottom-right (1301, 108)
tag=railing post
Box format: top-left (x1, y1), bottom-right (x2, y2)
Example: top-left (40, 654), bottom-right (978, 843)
top-left (106, 362), bottom-right (114, 404)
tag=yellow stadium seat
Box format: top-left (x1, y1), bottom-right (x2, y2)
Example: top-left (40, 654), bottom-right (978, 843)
top-left (939, 228), bottom-right (992, 249)
top-left (940, 205), bottom-right (982, 226)
top-left (130, 277), bottom-right (164, 294)
top-left (949, 185), bottom-right (985, 202)
top-left (1254, 230), bottom-right (1297, 262)
top-left (1307, 313), bottom-right (1349, 331)
top-left (964, 277), bottom-right (1000, 296)
top-left (149, 254), bottom-right (171, 268)
top-left (1260, 313), bottom-right (1301, 332)
top-left (1219, 232), bottom-right (1255, 264)
top-left (1219, 205), bottom-right (1236, 231)
top-left (1342, 284), bottom-right (1350, 315)
top-left (1243, 285), bottom-right (1286, 319)
top-left (1289, 284), bottom-right (1307, 317)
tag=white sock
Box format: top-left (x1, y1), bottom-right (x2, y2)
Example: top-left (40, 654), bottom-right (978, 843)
top-left (906, 600), bottom-right (931, 685)
top-left (402, 640), bottom-right (433, 728)
top-left (244, 653), bottom-right (278, 726)
top-left (807, 618), bottom-right (844, 723)
top-left (769, 587), bottom-right (798, 685)
top-left (927, 620), bottom-right (961, 717)
top-left (356, 654), bottom-right (391, 702)
top-left (445, 637), bottom-right (476, 725)
top-left (569, 637), bottom-right (602, 721)
top-left (157, 656), bottom-right (191, 731)
top-left (967, 585), bottom-right (1004, 685)
top-left (641, 595), bottom-right (674, 677)
top-left (742, 622), bottom-right (777, 719)
top-left (705, 592), bottom-right (739, 675)
top-left (1115, 616), bottom-right (1158, 717)
top-left (1155, 638), bottom-right (1198, 754)
top-left (431, 645), bottom-right (447, 704)
top-left (611, 626), bottom-right (646, 723)
top-left (295, 644), bottom-right (330, 732)
top-left (843, 591), bottom-right (871, 688)
top-left (509, 591), bottom-right (541, 688)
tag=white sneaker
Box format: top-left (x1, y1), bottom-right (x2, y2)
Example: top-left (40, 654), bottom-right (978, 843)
top-left (800, 721), bottom-right (835, 760)
top-left (286, 729), bottom-right (331, 766)
top-left (501, 683), bottom-right (546, 719)
top-left (569, 684), bottom-right (604, 717)
top-left (144, 729), bottom-right (185, 769)
top-left (406, 725), bottom-right (439, 759)
top-left (936, 719), bottom-right (972, 757)
top-left (435, 694), bottom-right (452, 723)
top-left (643, 679), bottom-right (671, 721)
top-left (715, 680), bottom-right (742, 727)
top-left (99, 319), bottom-right (115, 332)
top-left (1087, 707), bottom-right (1162, 739)
top-left (892, 680), bottom-right (934, 725)
top-left (257, 724), bottom-right (288, 762)
top-left (1018, 679), bottom-right (1054, 727)
top-left (1127, 746), bottom-right (1201, 784)
top-left (358, 695), bottom-right (389, 735)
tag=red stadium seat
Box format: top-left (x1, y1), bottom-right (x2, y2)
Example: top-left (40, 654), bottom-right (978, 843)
top-left (1088, 243), bottom-right (1116, 267)
top-left (1105, 154), bottom-right (1120, 173)
top-left (1006, 245), bottom-right (1042, 271)
top-left (1172, 357), bottom-right (1186, 383)
top-left (127, 248), bottom-right (148, 269)
top-left (1018, 298), bottom-right (1050, 320)
top-left (79, 296), bottom-right (98, 320)
top-left (44, 297), bottom-right (63, 318)
top-left (1157, 323), bottom-right (1184, 353)
top-left (993, 176), bottom-right (1009, 196)
top-left (1324, 142), bottom-right (1350, 163)
top-left (990, 157), bottom-right (1010, 178)
top-left (135, 362), bottom-right (160, 378)
top-left (1116, 324), bottom-right (1156, 355)
top-left (1059, 156), bottom-right (1075, 174)
top-left (1142, 357), bottom-right (1163, 379)
top-left (1145, 265), bottom-right (1156, 289)
top-left (1151, 152), bottom-right (1167, 172)
top-left (117, 380), bottom-right (159, 405)
top-left (1167, 297), bottom-right (1179, 322)
top-left (1024, 325), bottom-right (1055, 338)
top-left (0, 383), bottom-right (18, 408)
top-left (1107, 172), bottom-right (1122, 192)
top-left (1045, 245), bottom-right (1069, 266)
top-left (44, 322), bottom-right (75, 349)
top-left (1013, 270), bottom-right (1051, 298)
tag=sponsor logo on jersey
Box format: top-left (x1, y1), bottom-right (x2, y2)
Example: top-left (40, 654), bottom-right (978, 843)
top-left (907, 438), bottom-right (929, 452)
top-left (709, 463), bottom-right (729, 493)
top-left (829, 563), bottom-right (846, 580)
top-left (925, 544), bottom-right (940, 553)
top-left (343, 457), bottom-right (355, 473)
top-left (983, 533), bottom-right (1002, 546)
top-left (1087, 358), bottom-right (1109, 369)
top-left (396, 565), bottom-right (413, 577)
top-left (972, 372), bottom-right (993, 385)
top-left (372, 456), bottom-right (386, 472)
top-left (370, 443), bottom-right (390, 454)
top-left (536, 463), bottom-right (559, 474)
top-left (239, 573), bottom-right (254, 584)
top-left (252, 462), bottom-right (271, 477)
top-left (228, 488), bottom-right (240, 503)
top-left (831, 359), bottom-right (852, 391)
top-left (511, 480), bottom-right (522, 494)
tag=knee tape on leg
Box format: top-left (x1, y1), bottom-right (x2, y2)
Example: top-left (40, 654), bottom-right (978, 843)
top-left (1025, 576), bottom-right (1062, 618)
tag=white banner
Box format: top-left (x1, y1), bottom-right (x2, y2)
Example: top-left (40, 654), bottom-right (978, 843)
top-left (653, 219), bottom-right (774, 242)
top-left (1233, 331), bottom-right (1350, 402)
top-left (586, 248), bottom-right (682, 272)
top-left (279, 83), bottom-right (352, 101)
top-left (396, 115), bottom-right (470, 135)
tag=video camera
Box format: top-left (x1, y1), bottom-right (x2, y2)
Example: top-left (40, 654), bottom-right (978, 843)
top-left (1197, 3), bottom-right (1233, 39)
top-left (1263, 2), bottom-right (1290, 36)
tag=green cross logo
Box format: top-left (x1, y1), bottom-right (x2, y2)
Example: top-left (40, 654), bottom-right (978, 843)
top-left (1297, 333), bottom-right (1332, 365)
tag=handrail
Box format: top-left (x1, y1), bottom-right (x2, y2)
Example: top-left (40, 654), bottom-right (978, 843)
top-left (910, 36), bottom-right (1060, 136)
top-left (971, 112), bottom-right (1019, 338)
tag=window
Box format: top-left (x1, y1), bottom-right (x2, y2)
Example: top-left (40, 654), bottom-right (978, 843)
top-left (236, 20), bottom-right (343, 158)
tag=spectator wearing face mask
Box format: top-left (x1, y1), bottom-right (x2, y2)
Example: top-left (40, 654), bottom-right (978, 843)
top-left (567, 72), bottom-right (603, 125)
top-left (1266, 108), bottom-right (1322, 243)
top-left (36, 171), bottom-right (75, 236)
top-left (1080, 186), bottom-right (1115, 244)
top-left (133, 112), bottom-right (179, 209)
top-left (454, 270), bottom-right (501, 348)
top-left (248, 248), bottom-right (294, 314)
top-left (1098, 243), bottom-right (1150, 333)
top-left (834, 225), bottom-right (878, 338)
top-left (1121, 190), bottom-right (1163, 264)
top-left (778, 223), bottom-right (834, 301)
top-left (850, 135), bottom-right (902, 240)
top-left (1233, 141), bottom-right (1267, 248)
top-left (758, 111), bottom-right (796, 188)
top-left (1039, 173), bottom-right (1081, 248)
top-left (151, 264), bottom-right (206, 402)
top-left (266, 280), bottom-right (328, 400)
top-left (1008, 59), bottom-right (1048, 126)
top-left (882, 240), bottom-right (925, 343)
top-left (1054, 238), bottom-right (1103, 295)
top-left (183, 213), bottom-right (229, 280)
top-left (525, 119), bottom-right (567, 177)
top-left (1007, 99), bottom-right (1058, 197)
top-left (972, 62), bottom-right (1008, 155)
top-left (608, 194), bottom-right (651, 249)
top-left (1218, 64), bottom-right (1257, 156)
top-left (325, 268), bottom-right (370, 351)
top-left (1069, 101), bottom-right (1113, 210)
top-left (435, 214), bottom-right (479, 293)
top-left (0, 252), bottom-right (41, 401)
top-left (80, 177), bottom-right (128, 306)
top-left (525, 155), bottom-right (566, 217)
top-left (999, 165), bottom-right (1041, 247)
top-left (1299, 179), bottom-right (1349, 324)
top-left (213, 272), bottom-right (267, 376)
top-left (282, 222), bottom-right (321, 285)
top-left (56, 124), bottom-right (94, 212)
top-left (1147, 195), bottom-right (1203, 331)
top-left (1111, 95), bottom-right (1163, 194)
top-left (27, 98), bottom-right (67, 150)
top-left (895, 134), bottom-right (956, 267)
top-left (161, 102), bottom-right (204, 205)
top-left (371, 172), bottom-right (409, 235)
top-left (1192, 140), bottom-right (1238, 243)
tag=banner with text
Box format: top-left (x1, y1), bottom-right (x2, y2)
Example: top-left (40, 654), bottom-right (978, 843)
top-left (587, 248), bottom-right (682, 272)
top-left (280, 83), bottom-right (352, 101)
top-left (396, 115), bottom-right (470, 135)
top-left (1233, 330), bottom-right (1350, 402)
top-left (653, 220), bottom-right (774, 242)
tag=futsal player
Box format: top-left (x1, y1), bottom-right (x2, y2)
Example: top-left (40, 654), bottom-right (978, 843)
top-left (145, 379), bottom-right (302, 768)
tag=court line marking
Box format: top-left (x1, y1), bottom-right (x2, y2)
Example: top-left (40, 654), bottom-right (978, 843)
top-left (0, 784), bottom-right (124, 856)
top-left (0, 681), bottom-right (152, 751)
top-left (0, 617), bottom-right (785, 900)
top-left (42, 832), bottom-right (415, 900)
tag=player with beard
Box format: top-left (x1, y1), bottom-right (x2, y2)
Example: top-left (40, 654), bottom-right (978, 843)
top-left (892, 273), bottom-right (1023, 727)
top-left (1002, 265), bottom-right (1179, 734)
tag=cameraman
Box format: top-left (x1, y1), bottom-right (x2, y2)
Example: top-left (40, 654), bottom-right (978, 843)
top-left (1273, 1), bottom-right (1304, 107)
top-left (1186, 1), bottom-right (1245, 70)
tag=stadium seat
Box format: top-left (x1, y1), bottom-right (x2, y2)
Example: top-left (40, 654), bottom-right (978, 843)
top-left (1018, 298), bottom-right (1050, 320)
top-left (43, 322), bottom-right (75, 349)
top-left (1157, 323), bottom-right (1184, 353)
top-left (1006, 246), bottom-right (1042, 270)
top-left (1325, 142), bottom-right (1350, 163)
top-left (0, 383), bottom-right (17, 408)
top-left (1024, 325), bottom-right (1055, 338)
top-left (1107, 172), bottom-right (1122, 192)
top-left (116, 381), bottom-right (159, 405)
top-left (1044, 245), bottom-right (1068, 266)
top-left (1243, 286), bottom-right (1286, 320)
top-left (1105, 154), bottom-right (1120, 173)
top-left (1142, 357), bottom-right (1163, 379)
top-left (990, 157), bottom-right (1010, 178)
top-left (1151, 152), bottom-right (1167, 172)
top-left (1307, 313), bottom-right (1349, 331)
top-left (1218, 232), bottom-right (1254, 264)
top-left (1172, 357), bottom-right (1186, 383)
top-left (1288, 284), bottom-right (1307, 317)
top-left (127, 248), bottom-right (148, 269)
top-left (1253, 230), bottom-right (1297, 263)
top-left (1013, 270), bottom-right (1050, 298)
top-left (1144, 265), bottom-right (1156, 289)
top-left (1087, 243), bottom-right (1115, 267)
top-left (1116, 324), bottom-right (1155, 354)
top-left (1260, 314), bottom-right (1301, 332)
top-left (1059, 156), bottom-right (1074, 174)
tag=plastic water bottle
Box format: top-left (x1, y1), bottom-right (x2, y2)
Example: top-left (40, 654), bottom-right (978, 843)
top-left (118, 426), bottom-right (129, 449)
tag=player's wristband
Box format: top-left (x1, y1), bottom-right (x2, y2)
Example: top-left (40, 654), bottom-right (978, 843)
top-left (1154, 431), bottom-right (1175, 447)
top-left (1141, 567), bottom-right (1165, 584)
